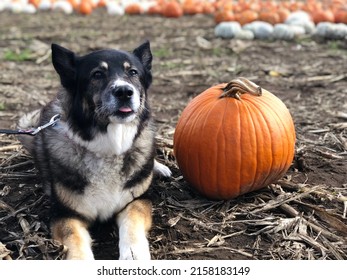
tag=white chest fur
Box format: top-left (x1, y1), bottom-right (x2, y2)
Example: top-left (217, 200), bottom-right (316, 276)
top-left (107, 122), bottom-right (138, 155)
top-left (56, 184), bottom-right (144, 222)
top-left (55, 156), bottom-right (149, 221)
top-left (53, 119), bottom-right (155, 221)
top-left (67, 122), bottom-right (138, 156)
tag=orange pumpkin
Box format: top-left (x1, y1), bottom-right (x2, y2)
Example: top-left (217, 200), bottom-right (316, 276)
top-left (259, 9), bottom-right (281, 24)
top-left (79, 0), bottom-right (93, 15)
top-left (147, 4), bottom-right (163, 15)
top-left (125, 3), bottom-right (143, 14)
top-left (68, 0), bottom-right (79, 9)
top-left (277, 7), bottom-right (291, 22)
top-left (173, 78), bottom-right (296, 200)
top-left (28, 0), bottom-right (41, 8)
top-left (97, 0), bottom-right (108, 8)
top-left (287, 0), bottom-right (303, 11)
top-left (182, 0), bottom-right (203, 15)
top-left (334, 8), bottom-right (347, 23)
top-left (214, 9), bottom-right (235, 23)
top-left (235, 10), bottom-right (259, 25)
top-left (312, 8), bottom-right (335, 23)
top-left (202, 2), bottom-right (216, 14)
top-left (162, 1), bottom-right (183, 18)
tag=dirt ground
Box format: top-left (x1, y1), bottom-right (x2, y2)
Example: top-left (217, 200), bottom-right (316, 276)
top-left (0, 10), bottom-right (346, 260)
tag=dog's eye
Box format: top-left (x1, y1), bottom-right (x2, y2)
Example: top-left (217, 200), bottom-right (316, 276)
top-left (128, 69), bottom-right (138, 77)
top-left (92, 71), bottom-right (104, 79)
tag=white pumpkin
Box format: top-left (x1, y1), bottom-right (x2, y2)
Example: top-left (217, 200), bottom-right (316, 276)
top-left (285, 11), bottom-right (315, 34)
top-left (315, 22), bottom-right (347, 40)
top-left (273, 24), bottom-right (305, 41)
top-left (23, 3), bottom-right (37, 14)
top-left (234, 29), bottom-right (254, 40)
top-left (107, 2), bottom-right (125, 15)
top-left (214, 22), bottom-right (242, 39)
top-left (243, 21), bottom-right (274, 39)
top-left (273, 24), bottom-right (295, 40)
top-left (38, 0), bottom-right (53, 11)
top-left (52, 1), bottom-right (74, 14)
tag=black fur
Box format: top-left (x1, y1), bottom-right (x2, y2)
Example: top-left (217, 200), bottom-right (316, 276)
top-left (51, 41), bottom-right (153, 141)
top-left (28, 42), bottom-right (156, 220)
top-left (18, 41), bottom-right (171, 260)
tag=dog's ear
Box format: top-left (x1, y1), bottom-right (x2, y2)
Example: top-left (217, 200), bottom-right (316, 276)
top-left (133, 40), bottom-right (152, 72)
top-left (51, 44), bottom-right (76, 90)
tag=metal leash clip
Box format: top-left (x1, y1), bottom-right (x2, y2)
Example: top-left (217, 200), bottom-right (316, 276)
top-left (0, 114), bottom-right (61, 136)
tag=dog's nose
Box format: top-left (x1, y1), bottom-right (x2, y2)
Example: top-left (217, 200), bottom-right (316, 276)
top-left (112, 85), bottom-right (133, 100)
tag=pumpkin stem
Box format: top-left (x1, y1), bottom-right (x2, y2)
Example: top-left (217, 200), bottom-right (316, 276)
top-left (221, 77), bottom-right (262, 100)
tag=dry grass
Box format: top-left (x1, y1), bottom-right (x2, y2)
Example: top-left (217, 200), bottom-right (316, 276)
top-left (1, 131), bottom-right (346, 260)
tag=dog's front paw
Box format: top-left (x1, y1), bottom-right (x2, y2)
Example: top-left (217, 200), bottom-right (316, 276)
top-left (119, 237), bottom-right (151, 260)
top-left (154, 160), bottom-right (172, 177)
top-left (66, 249), bottom-right (95, 260)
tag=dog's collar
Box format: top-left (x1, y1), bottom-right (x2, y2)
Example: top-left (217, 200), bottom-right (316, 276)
top-left (0, 114), bottom-right (60, 136)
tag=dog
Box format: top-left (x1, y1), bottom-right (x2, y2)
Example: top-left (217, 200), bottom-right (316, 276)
top-left (18, 41), bottom-right (171, 260)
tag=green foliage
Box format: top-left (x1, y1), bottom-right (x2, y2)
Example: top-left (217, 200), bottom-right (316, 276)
top-left (0, 102), bottom-right (6, 111)
top-left (160, 61), bottom-right (181, 69)
top-left (327, 41), bottom-right (340, 50)
top-left (152, 47), bottom-right (171, 58)
top-left (212, 47), bottom-right (223, 56)
top-left (4, 49), bottom-right (32, 62)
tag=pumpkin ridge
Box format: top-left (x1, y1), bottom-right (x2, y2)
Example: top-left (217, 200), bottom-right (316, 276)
top-left (243, 96), bottom-right (274, 191)
top-left (196, 99), bottom-right (213, 196)
top-left (270, 102), bottom-right (295, 175)
top-left (255, 93), bottom-right (295, 176)
top-left (219, 97), bottom-right (238, 198)
top-left (250, 93), bottom-right (289, 185)
top-left (241, 100), bottom-right (259, 194)
top-left (199, 92), bottom-right (226, 198)
top-left (185, 97), bottom-right (213, 193)
top-left (256, 94), bottom-right (287, 175)
top-left (180, 89), bottom-right (222, 197)
top-left (174, 97), bottom-right (200, 148)
top-left (216, 99), bottom-right (227, 199)
top-left (261, 97), bottom-right (283, 185)
top-left (234, 99), bottom-right (242, 197)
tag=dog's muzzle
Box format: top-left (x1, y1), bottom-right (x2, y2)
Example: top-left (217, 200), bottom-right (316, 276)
top-left (112, 85), bottom-right (134, 113)
top-left (104, 80), bottom-right (141, 122)
top-left (112, 84), bottom-right (134, 101)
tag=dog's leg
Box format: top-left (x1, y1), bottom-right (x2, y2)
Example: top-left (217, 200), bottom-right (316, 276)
top-left (51, 218), bottom-right (94, 260)
top-left (116, 199), bottom-right (152, 260)
top-left (154, 159), bottom-right (172, 177)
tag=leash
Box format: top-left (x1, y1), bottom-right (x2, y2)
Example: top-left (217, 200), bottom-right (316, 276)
top-left (0, 114), bottom-right (60, 136)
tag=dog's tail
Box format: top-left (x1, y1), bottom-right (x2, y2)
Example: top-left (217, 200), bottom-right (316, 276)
top-left (17, 109), bottom-right (41, 154)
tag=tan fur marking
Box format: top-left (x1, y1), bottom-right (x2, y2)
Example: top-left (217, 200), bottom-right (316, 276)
top-left (123, 61), bottom-right (131, 70)
top-left (117, 199), bottom-right (152, 259)
top-left (51, 218), bottom-right (94, 260)
top-left (99, 61), bottom-right (108, 70)
top-left (125, 199), bottom-right (152, 232)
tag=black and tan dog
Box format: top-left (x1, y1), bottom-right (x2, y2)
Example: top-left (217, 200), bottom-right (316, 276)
top-left (18, 41), bottom-right (171, 259)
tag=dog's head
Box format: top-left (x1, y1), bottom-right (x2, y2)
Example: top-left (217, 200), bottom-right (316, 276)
top-left (51, 41), bottom-right (152, 140)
